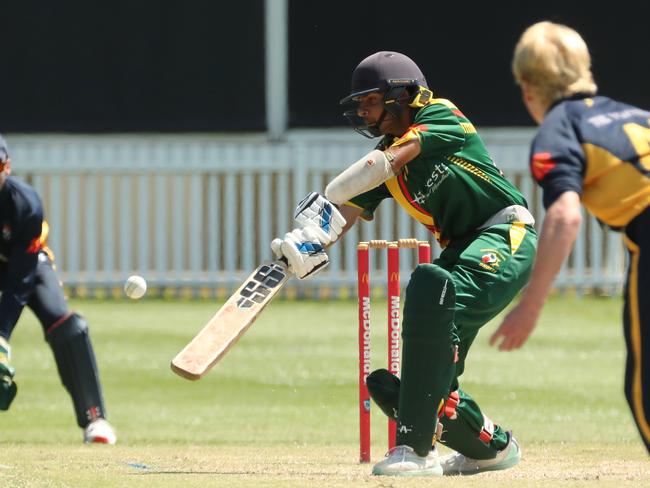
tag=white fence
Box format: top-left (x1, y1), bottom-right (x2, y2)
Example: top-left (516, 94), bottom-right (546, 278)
top-left (8, 129), bottom-right (625, 297)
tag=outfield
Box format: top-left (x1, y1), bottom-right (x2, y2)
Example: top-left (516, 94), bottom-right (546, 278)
top-left (1, 295), bottom-right (648, 487)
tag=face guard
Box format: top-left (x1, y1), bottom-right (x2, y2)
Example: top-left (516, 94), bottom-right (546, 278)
top-left (341, 82), bottom-right (432, 138)
top-left (341, 82), bottom-right (417, 138)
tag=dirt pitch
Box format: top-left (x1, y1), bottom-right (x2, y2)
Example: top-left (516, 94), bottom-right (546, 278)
top-left (2, 443), bottom-right (648, 487)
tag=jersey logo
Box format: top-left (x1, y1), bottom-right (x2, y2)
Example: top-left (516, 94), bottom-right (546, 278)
top-left (531, 152), bottom-right (557, 181)
top-left (481, 252), bottom-right (498, 264)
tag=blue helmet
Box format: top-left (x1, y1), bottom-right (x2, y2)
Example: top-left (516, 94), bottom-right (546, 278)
top-left (340, 52), bottom-right (432, 138)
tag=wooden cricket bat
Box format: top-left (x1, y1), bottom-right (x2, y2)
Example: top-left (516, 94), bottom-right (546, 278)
top-left (171, 259), bottom-right (290, 380)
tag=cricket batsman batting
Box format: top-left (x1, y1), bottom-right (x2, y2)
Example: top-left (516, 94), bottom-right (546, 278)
top-left (271, 51), bottom-right (537, 477)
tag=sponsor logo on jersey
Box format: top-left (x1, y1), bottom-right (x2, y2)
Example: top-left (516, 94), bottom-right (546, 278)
top-left (587, 107), bottom-right (650, 128)
top-left (409, 164), bottom-right (450, 206)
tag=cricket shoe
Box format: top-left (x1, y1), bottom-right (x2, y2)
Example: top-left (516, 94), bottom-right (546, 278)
top-left (440, 432), bottom-right (520, 475)
top-left (372, 445), bottom-right (443, 477)
top-left (84, 418), bottom-right (117, 445)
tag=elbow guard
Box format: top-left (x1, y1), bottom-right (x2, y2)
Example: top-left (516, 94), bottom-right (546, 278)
top-left (325, 149), bottom-right (395, 205)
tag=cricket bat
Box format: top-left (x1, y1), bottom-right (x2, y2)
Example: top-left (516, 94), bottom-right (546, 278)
top-left (171, 259), bottom-right (290, 380)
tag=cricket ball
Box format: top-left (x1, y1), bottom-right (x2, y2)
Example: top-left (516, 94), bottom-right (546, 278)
top-left (124, 275), bottom-right (147, 299)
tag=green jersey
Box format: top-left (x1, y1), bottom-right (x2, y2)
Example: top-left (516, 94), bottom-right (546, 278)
top-left (348, 99), bottom-right (527, 246)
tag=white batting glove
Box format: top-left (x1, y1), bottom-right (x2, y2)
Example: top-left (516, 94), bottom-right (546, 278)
top-left (294, 192), bottom-right (346, 246)
top-left (270, 227), bottom-right (329, 279)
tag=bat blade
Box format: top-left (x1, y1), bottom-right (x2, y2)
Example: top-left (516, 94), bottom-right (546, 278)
top-left (171, 259), bottom-right (290, 380)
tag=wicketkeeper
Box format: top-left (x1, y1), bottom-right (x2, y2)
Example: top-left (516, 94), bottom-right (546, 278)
top-left (493, 21), bottom-right (650, 456)
top-left (0, 135), bottom-right (116, 444)
top-left (272, 51), bottom-right (537, 476)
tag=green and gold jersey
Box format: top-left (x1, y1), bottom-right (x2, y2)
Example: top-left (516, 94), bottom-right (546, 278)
top-left (348, 99), bottom-right (527, 246)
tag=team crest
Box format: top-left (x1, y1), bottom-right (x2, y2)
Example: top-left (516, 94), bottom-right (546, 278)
top-left (2, 224), bottom-right (11, 241)
top-left (478, 250), bottom-right (503, 273)
top-left (481, 253), bottom-right (497, 264)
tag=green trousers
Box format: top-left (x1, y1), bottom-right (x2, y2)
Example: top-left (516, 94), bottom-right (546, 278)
top-left (372, 223), bottom-right (537, 457)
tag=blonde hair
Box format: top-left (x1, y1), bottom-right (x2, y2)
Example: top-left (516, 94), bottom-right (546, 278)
top-left (512, 21), bottom-right (597, 105)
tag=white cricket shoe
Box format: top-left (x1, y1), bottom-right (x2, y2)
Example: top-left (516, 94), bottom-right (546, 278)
top-left (372, 445), bottom-right (443, 477)
top-left (84, 418), bottom-right (117, 445)
top-left (440, 433), bottom-right (521, 476)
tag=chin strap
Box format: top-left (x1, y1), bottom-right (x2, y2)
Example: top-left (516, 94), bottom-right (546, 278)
top-left (356, 108), bottom-right (392, 138)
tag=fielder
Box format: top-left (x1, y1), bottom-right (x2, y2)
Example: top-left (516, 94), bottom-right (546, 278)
top-left (272, 51), bottom-right (537, 476)
top-left (493, 21), bottom-right (650, 455)
top-left (0, 136), bottom-right (116, 444)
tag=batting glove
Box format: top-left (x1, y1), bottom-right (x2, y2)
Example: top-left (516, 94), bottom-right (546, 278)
top-left (270, 227), bottom-right (329, 279)
top-left (294, 192), bottom-right (346, 246)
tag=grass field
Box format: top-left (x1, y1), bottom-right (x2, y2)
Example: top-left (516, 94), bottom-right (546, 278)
top-left (1, 295), bottom-right (649, 487)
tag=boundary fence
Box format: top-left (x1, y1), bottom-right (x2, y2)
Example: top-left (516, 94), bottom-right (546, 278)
top-left (8, 129), bottom-right (625, 298)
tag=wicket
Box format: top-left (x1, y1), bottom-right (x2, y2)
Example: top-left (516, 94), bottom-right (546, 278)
top-left (357, 238), bottom-right (431, 463)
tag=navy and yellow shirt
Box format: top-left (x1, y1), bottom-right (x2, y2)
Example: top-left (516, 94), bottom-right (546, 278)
top-left (530, 94), bottom-right (650, 227)
top-left (348, 100), bottom-right (528, 246)
top-left (0, 177), bottom-right (45, 334)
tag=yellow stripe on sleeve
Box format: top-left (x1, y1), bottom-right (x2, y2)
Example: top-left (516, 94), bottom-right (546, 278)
top-left (509, 222), bottom-right (527, 255)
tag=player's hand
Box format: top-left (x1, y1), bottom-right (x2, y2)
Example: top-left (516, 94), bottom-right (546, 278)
top-left (270, 227), bottom-right (329, 279)
top-left (294, 192), bottom-right (346, 246)
top-left (489, 303), bottom-right (539, 351)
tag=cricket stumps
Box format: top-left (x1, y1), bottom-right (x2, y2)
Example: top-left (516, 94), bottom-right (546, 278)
top-left (357, 238), bottom-right (431, 463)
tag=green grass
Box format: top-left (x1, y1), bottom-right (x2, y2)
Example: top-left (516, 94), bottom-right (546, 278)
top-left (1, 295), bottom-right (649, 487)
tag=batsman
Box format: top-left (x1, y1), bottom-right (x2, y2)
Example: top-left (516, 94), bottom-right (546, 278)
top-left (272, 52), bottom-right (537, 476)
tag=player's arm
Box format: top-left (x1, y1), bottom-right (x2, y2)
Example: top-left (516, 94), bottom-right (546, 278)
top-left (0, 224), bottom-right (41, 334)
top-left (385, 140), bottom-right (421, 173)
top-left (338, 203), bottom-right (363, 238)
top-left (324, 139), bottom-right (420, 205)
top-left (490, 191), bottom-right (582, 350)
top-left (392, 102), bottom-right (465, 157)
top-left (276, 135), bottom-right (414, 280)
top-left (323, 103), bottom-right (463, 205)
top-left (491, 114), bottom-right (586, 350)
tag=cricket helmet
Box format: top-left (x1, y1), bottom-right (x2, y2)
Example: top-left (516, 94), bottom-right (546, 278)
top-left (340, 51), bottom-right (433, 137)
